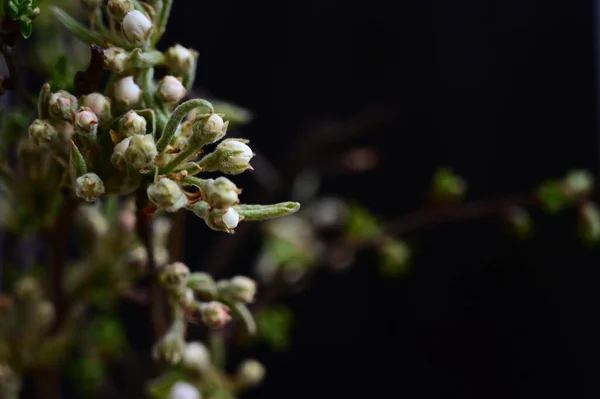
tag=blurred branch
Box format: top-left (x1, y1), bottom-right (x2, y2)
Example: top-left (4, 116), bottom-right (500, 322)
top-left (0, 17), bottom-right (25, 101)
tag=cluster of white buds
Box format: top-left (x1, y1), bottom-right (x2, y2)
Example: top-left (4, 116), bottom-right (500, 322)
top-left (165, 44), bottom-right (198, 78)
top-left (48, 90), bottom-right (77, 121)
top-left (124, 134), bottom-right (158, 169)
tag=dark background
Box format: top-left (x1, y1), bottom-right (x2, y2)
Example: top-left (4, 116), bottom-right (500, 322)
top-left (163, 1), bottom-right (597, 398)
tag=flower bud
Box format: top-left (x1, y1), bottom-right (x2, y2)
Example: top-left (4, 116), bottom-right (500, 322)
top-left (28, 119), bottom-right (58, 146)
top-left (75, 173), bottom-right (105, 202)
top-left (203, 207), bottom-right (240, 233)
top-left (562, 169), bottom-right (593, 199)
top-left (124, 134), bottom-right (157, 169)
top-left (181, 342), bottom-right (211, 374)
top-left (48, 90), bottom-right (77, 121)
top-left (199, 301), bottom-right (231, 328)
top-left (153, 329), bottom-right (185, 364)
top-left (222, 207), bottom-right (240, 230)
top-left (80, 93), bottom-right (112, 122)
top-left (204, 177), bottom-right (241, 208)
top-left (169, 382), bottom-right (201, 399)
top-left (107, 0), bottom-right (134, 19)
top-left (164, 44), bottom-right (197, 77)
top-left (103, 46), bottom-right (130, 73)
top-left (147, 178), bottom-right (188, 212)
top-left (159, 261), bottom-right (190, 287)
top-left (187, 272), bottom-right (218, 299)
top-left (122, 10), bottom-right (153, 46)
top-left (114, 76), bottom-right (142, 107)
top-left (118, 208), bottom-right (136, 233)
top-left (236, 359), bottom-right (265, 388)
top-left (75, 204), bottom-right (109, 239)
top-left (14, 276), bottom-right (42, 301)
top-left (74, 107), bottom-right (99, 139)
top-left (157, 75), bottom-right (187, 104)
top-left (35, 300), bottom-right (56, 331)
top-left (191, 114), bottom-right (228, 147)
top-left (218, 276), bottom-right (256, 304)
top-left (111, 136), bottom-right (133, 170)
top-left (119, 110), bottom-right (147, 137)
top-left (199, 139), bottom-right (254, 175)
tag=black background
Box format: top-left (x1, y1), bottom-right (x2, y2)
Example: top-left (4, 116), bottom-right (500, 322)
top-left (164, 0), bottom-right (595, 398)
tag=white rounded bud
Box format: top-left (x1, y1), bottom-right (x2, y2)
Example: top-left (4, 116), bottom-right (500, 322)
top-left (204, 177), bottom-right (240, 209)
top-left (223, 140), bottom-right (253, 166)
top-left (111, 136), bottom-right (133, 170)
top-left (226, 276), bottom-right (257, 304)
top-left (236, 359), bottom-right (266, 388)
top-left (191, 114), bottom-right (228, 146)
top-left (181, 342), bottom-right (211, 374)
top-left (199, 301), bottom-right (231, 328)
top-left (103, 46), bottom-right (130, 73)
top-left (221, 207), bottom-right (239, 230)
top-left (48, 90), bottom-right (77, 121)
top-left (80, 92), bottom-right (112, 122)
top-left (159, 261), bottom-right (190, 287)
top-left (157, 75), bottom-right (187, 104)
top-left (75, 173), bottom-right (105, 202)
top-left (113, 76), bottom-right (142, 107)
top-left (164, 44), bottom-right (197, 77)
top-left (74, 107), bottom-right (99, 138)
top-left (107, 0), bottom-right (134, 19)
top-left (118, 110), bottom-right (147, 137)
top-left (199, 139), bottom-right (254, 175)
top-left (124, 134), bottom-right (157, 169)
top-left (147, 178), bottom-right (188, 212)
top-left (122, 10), bottom-right (153, 46)
top-left (169, 382), bottom-right (201, 399)
top-left (28, 119), bottom-right (58, 146)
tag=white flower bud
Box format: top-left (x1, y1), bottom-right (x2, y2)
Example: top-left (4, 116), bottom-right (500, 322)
top-left (221, 207), bottom-right (239, 230)
top-left (107, 0), bottom-right (134, 19)
top-left (236, 359), bottom-right (266, 388)
top-left (220, 276), bottom-right (256, 304)
top-left (48, 90), bottom-right (77, 121)
top-left (75, 173), bottom-right (105, 202)
top-left (199, 301), bottom-right (231, 328)
top-left (122, 10), bottom-right (153, 46)
top-left (199, 139), bottom-right (254, 175)
top-left (181, 342), bottom-right (212, 374)
top-left (80, 92), bottom-right (112, 122)
top-left (114, 76), bottom-right (142, 107)
top-left (164, 44), bottom-right (197, 77)
top-left (147, 178), bottom-right (188, 212)
top-left (111, 136), bottom-right (133, 170)
top-left (153, 329), bottom-right (185, 364)
top-left (204, 177), bottom-right (241, 209)
top-left (124, 134), bottom-right (157, 169)
top-left (74, 107), bottom-right (99, 138)
top-left (159, 261), bottom-right (190, 287)
top-left (191, 114), bottom-right (228, 146)
top-left (169, 382), bottom-right (201, 399)
top-left (28, 119), bottom-right (58, 146)
top-left (118, 110), bottom-right (147, 137)
top-left (157, 75), bottom-right (187, 104)
top-left (103, 46), bottom-right (130, 73)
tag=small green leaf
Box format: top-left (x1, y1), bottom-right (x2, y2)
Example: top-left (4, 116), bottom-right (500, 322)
top-left (344, 202), bottom-right (381, 240)
top-left (378, 238), bottom-right (411, 277)
top-left (235, 202), bottom-right (301, 221)
top-left (210, 99), bottom-right (253, 126)
top-left (49, 55), bottom-right (72, 91)
top-left (49, 6), bottom-right (106, 47)
top-left (37, 83), bottom-right (51, 119)
top-left (19, 18), bottom-right (32, 38)
top-left (536, 180), bottom-right (568, 214)
top-left (230, 302), bottom-right (256, 336)
top-left (256, 305), bottom-right (293, 352)
top-left (430, 167), bottom-right (467, 202)
top-left (69, 140), bottom-right (88, 183)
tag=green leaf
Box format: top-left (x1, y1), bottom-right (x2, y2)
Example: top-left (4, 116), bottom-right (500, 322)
top-left (230, 302), bottom-right (256, 336)
top-left (69, 140), bottom-right (88, 184)
top-left (378, 238), bottom-right (411, 278)
top-left (344, 202), bottom-right (381, 240)
top-left (19, 17), bottom-right (32, 38)
top-left (256, 305), bottom-right (293, 352)
top-left (536, 180), bottom-right (568, 214)
top-left (37, 82), bottom-right (51, 119)
top-left (235, 202), bottom-right (301, 221)
top-left (49, 6), bottom-right (106, 47)
top-left (210, 99), bottom-right (253, 126)
top-left (49, 55), bottom-right (72, 91)
top-left (430, 167), bottom-right (467, 202)
top-left (68, 356), bottom-right (105, 397)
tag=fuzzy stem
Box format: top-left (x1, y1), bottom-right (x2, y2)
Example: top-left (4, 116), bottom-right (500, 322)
top-left (155, 98), bottom-right (213, 153)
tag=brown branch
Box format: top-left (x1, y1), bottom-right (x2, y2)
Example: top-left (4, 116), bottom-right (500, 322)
top-left (0, 17), bottom-right (25, 101)
top-left (73, 44), bottom-right (105, 97)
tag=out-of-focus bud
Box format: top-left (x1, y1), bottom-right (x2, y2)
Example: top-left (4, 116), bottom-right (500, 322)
top-left (124, 134), bottom-right (157, 169)
top-left (181, 342), bottom-right (212, 374)
top-left (114, 76), bottom-right (142, 107)
top-left (35, 300), bottom-right (56, 331)
top-left (562, 169), bottom-right (594, 200)
top-left (74, 173), bottom-right (105, 202)
top-left (74, 107), bottom-right (99, 139)
top-left (157, 76), bottom-right (187, 104)
top-left (80, 93), bottom-right (112, 123)
top-left (28, 119), bottom-right (57, 146)
top-left (103, 46), bottom-right (130, 73)
top-left (164, 44), bottom-right (197, 77)
top-left (430, 167), bottom-right (466, 203)
top-left (53, 120), bottom-right (75, 142)
top-left (111, 136), bottom-right (133, 170)
top-left (169, 382), bottom-right (201, 399)
top-left (159, 262), bottom-right (190, 288)
top-left (579, 201), bottom-right (600, 245)
top-left (14, 276), bottom-right (42, 301)
top-left (122, 10), bottom-right (153, 46)
top-left (187, 272), bottom-right (218, 299)
top-left (204, 177), bottom-right (241, 209)
top-left (75, 204), bottom-right (110, 240)
top-left (199, 301), bottom-right (231, 328)
top-left (118, 200), bottom-right (137, 232)
top-left (107, 0), bottom-right (134, 20)
top-left (235, 359), bottom-right (266, 388)
top-left (147, 178), bottom-right (188, 212)
top-left (198, 139), bottom-right (254, 175)
top-left (118, 110), bottom-right (147, 137)
top-left (152, 328), bottom-right (185, 364)
top-left (217, 276), bottom-right (256, 304)
top-left (48, 90), bottom-right (77, 121)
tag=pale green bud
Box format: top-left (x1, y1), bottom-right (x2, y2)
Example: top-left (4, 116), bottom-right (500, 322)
top-left (159, 261), bottom-right (190, 288)
top-left (75, 173), bottom-right (105, 202)
top-left (28, 119), bottom-right (57, 146)
top-left (563, 169), bottom-right (593, 199)
top-left (199, 139), bottom-right (254, 175)
top-left (103, 46), bottom-right (130, 73)
top-left (169, 382), bottom-right (201, 399)
top-left (35, 300), bottom-right (56, 331)
top-left (122, 10), bottom-right (154, 46)
top-left (204, 177), bottom-right (241, 209)
top-left (153, 328), bottom-right (185, 364)
top-left (119, 110), bottom-right (147, 137)
top-left (74, 107), bottom-right (99, 139)
top-left (187, 272), bottom-right (218, 299)
top-left (111, 136), bottom-right (133, 170)
top-left (124, 134), bottom-right (157, 169)
top-left (164, 44), bottom-right (198, 77)
top-left (236, 359), bottom-right (266, 388)
top-left (199, 301), bottom-right (231, 328)
top-left (107, 0), bottom-right (134, 19)
top-left (80, 92), bottom-right (112, 123)
top-left (147, 178), bottom-right (188, 212)
top-left (14, 276), bottom-right (42, 301)
top-left (181, 342), bottom-right (212, 374)
top-left (191, 114), bottom-right (228, 147)
top-left (218, 276), bottom-right (256, 304)
top-left (48, 90), bottom-right (77, 121)
top-left (114, 76), bottom-right (142, 107)
top-left (157, 75), bottom-right (187, 104)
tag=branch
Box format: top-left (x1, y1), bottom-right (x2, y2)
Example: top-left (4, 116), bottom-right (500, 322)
top-left (0, 17), bottom-right (24, 101)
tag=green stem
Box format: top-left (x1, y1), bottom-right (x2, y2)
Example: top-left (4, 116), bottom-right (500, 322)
top-left (209, 331), bottom-right (226, 369)
top-left (152, 0), bottom-right (173, 46)
top-left (155, 98), bottom-right (213, 153)
top-left (159, 145), bottom-right (198, 174)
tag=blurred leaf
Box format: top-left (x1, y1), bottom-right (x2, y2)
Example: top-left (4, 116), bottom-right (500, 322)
top-left (147, 369), bottom-right (194, 399)
top-left (210, 99), bottom-right (253, 126)
top-left (49, 55), bottom-right (73, 91)
top-left (256, 305), bottom-right (293, 352)
top-left (578, 202), bottom-right (600, 246)
top-left (430, 167), bottom-right (467, 203)
top-left (536, 180), bottom-right (568, 214)
top-left (378, 238), bottom-right (411, 277)
top-left (264, 235), bottom-right (313, 267)
top-left (87, 315), bottom-right (127, 358)
top-left (344, 202), bottom-right (381, 240)
top-left (68, 355), bottom-right (105, 397)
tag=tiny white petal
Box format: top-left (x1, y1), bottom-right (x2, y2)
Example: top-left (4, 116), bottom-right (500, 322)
top-left (169, 381), bottom-right (201, 399)
top-left (222, 207), bottom-right (239, 229)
